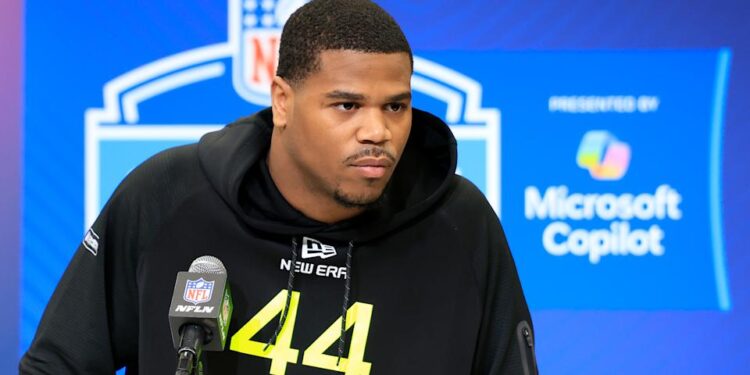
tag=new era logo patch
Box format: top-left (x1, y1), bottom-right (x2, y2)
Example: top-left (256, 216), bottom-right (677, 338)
top-left (301, 237), bottom-right (337, 259)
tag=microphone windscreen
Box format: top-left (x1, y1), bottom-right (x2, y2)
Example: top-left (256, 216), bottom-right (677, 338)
top-left (188, 255), bottom-right (226, 274)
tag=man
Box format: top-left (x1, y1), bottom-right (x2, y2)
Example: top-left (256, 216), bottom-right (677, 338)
top-left (21, 0), bottom-right (537, 374)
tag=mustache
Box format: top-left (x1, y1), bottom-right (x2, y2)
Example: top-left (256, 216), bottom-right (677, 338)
top-left (343, 147), bottom-right (397, 164)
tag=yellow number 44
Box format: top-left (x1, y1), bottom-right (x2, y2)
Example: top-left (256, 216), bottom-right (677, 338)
top-left (230, 290), bottom-right (373, 375)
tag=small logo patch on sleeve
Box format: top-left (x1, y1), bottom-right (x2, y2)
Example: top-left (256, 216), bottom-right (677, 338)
top-left (82, 228), bottom-right (100, 256)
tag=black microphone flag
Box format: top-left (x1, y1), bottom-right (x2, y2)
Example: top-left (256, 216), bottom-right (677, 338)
top-left (168, 255), bottom-right (234, 373)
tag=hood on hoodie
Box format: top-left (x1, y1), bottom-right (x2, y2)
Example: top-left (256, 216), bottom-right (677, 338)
top-left (197, 107), bottom-right (457, 243)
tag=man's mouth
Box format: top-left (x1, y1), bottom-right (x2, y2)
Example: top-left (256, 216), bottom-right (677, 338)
top-left (349, 158), bottom-right (393, 178)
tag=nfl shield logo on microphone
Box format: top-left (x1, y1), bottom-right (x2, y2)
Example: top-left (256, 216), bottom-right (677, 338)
top-left (183, 278), bottom-right (215, 305)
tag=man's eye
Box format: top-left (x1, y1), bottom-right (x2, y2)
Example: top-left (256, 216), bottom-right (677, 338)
top-left (336, 103), bottom-right (358, 111)
top-left (386, 103), bottom-right (404, 112)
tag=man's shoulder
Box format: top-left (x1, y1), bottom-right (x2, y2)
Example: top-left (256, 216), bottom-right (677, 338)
top-left (94, 143), bottom-right (215, 253)
top-left (443, 174), bottom-right (496, 216)
top-left (418, 174), bottom-right (502, 241)
top-left (106, 143), bottom-right (209, 213)
top-left (119, 143), bottom-right (202, 192)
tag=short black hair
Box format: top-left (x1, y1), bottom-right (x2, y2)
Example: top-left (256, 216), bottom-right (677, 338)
top-left (276, 0), bottom-right (413, 85)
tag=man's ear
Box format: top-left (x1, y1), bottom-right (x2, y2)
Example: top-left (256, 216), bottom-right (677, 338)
top-left (271, 76), bottom-right (293, 129)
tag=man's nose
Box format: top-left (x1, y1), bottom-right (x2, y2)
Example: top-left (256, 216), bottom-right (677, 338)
top-left (356, 108), bottom-right (391, 144)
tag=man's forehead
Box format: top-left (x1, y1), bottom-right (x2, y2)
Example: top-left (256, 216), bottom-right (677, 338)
top-left (314, 49), bottom-right (409, 70)
top-left (292, 50), bottom-right (413, 96)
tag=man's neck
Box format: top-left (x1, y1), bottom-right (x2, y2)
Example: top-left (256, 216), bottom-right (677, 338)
top-left (266, 146), bottom-right (364, 224)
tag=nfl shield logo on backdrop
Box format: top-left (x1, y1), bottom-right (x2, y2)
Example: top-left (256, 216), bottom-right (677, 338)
top-left (183, 278), bottom-right (215, 305)
top-left (232, 0), bottom-right (310, 105)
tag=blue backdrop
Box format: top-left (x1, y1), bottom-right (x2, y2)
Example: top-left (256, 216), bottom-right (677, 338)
top-left (0, 0), bottom-right (22, 374)
top-left (15, 0), bottom-right (750, 373)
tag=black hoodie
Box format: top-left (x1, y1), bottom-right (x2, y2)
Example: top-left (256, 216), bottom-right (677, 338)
top-left (21, 108), bottom-right (537, 374)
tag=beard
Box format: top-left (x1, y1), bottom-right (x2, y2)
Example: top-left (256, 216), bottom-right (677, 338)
top-left (332, 185), bottom-right (387, 210)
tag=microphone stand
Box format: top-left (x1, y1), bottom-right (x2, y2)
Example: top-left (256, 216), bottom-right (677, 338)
top-left (175, 324), bottom-right (207, 375)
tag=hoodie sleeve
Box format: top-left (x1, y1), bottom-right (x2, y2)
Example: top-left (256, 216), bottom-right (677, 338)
top-left (19, 193), bottom-right (140, 374)
top-left (19, 144), bottom-right (202, 374)
top-left (461, 180), bottom-right (537, 375)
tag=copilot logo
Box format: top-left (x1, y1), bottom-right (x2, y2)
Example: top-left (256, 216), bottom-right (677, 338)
top-left (525, 132), bottom-right (684, 264)
top-left (576, 130), bottom-right (631, 181)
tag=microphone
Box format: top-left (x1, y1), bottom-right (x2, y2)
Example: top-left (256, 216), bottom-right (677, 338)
top-left (168, 256), bottom-right (234, 375)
